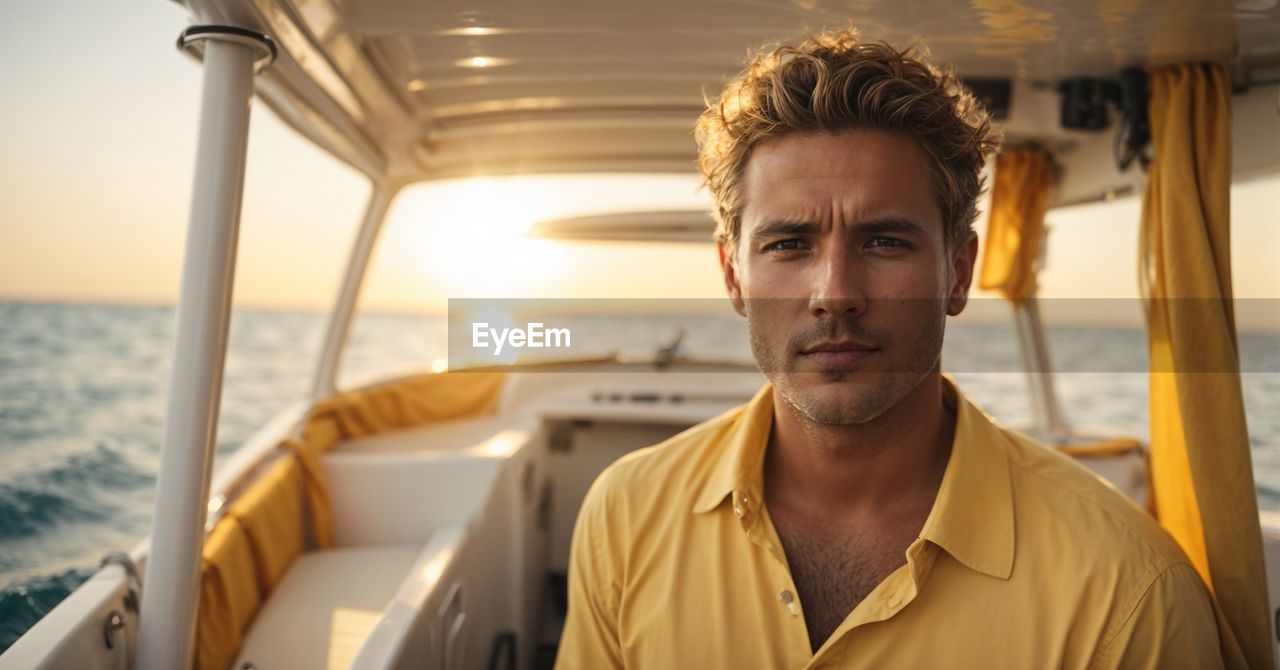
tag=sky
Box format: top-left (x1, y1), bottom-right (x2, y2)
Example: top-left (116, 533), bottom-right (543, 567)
top-left (0, 0), bottom-right (1277, 329)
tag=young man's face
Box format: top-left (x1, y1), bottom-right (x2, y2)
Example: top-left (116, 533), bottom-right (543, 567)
top-left (720, 130), bottom-right (978, 425)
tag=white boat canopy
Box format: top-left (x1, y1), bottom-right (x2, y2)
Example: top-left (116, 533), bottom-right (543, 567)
top-left (182, 0), bottom-right (1280, 207)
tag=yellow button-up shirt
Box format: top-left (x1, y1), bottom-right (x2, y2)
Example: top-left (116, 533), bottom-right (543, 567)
top-left (556, 379), bottom-right (1234, 669)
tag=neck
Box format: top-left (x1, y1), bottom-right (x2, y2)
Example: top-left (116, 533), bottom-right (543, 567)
top-left (764, 373), bottom-right (955, 519)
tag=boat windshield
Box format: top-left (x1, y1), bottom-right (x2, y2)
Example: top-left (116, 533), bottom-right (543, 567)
top-left (339, 174), bottom-right (754, 385)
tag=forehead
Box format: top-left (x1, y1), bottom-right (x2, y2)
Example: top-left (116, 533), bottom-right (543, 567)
top-left (740, 130), bottom-right (940, 231)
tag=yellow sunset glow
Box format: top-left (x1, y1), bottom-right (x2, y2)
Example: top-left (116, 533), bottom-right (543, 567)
top-left (356, 174), bottom-right (725, 312)
top-left (397, 179), bottom-right (570, 297)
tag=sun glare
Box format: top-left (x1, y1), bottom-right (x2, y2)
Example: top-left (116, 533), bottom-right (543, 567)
top-left (359, 174), bottom-right (720, 311)
top-left (394, 178), bottom-right (570, 298)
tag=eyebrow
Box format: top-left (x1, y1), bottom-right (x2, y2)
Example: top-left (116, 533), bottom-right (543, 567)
top-left (749, 216), bottom-right (929, 240)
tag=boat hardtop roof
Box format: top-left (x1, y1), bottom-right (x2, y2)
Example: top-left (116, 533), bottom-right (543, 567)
top-left (179, 0), bottom-right (1280, 209)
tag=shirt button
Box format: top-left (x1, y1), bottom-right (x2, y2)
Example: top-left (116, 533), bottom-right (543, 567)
top-left (778, 589), bottom-right (794, 605)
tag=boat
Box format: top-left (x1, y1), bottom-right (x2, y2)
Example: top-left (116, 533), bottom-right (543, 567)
top-left (1, 0), bottom-right (1277, 668)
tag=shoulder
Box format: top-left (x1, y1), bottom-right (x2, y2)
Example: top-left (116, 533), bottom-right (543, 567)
top-left (1001, 427), bottom-right (1190, 571)
top-left (992, 427), bottom-right (1226, 662)
top-left (1088, 561), bottom-right (1225, 669)
top-left (995, 425), bottom-right (1205, 613)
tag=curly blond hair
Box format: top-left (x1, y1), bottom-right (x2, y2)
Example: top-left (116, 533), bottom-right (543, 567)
top-left (696, 28), bottom-right (1001, 253)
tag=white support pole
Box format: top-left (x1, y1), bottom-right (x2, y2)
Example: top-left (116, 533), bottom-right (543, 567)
top-left (310, 181), bottom-right (399, 399)
top-left (1011, 303), bottom-right (1045, 425)
top-left (136, 36), bottom-right (263, 670)
top-left (1013, 297), bottom-right (1068, 440)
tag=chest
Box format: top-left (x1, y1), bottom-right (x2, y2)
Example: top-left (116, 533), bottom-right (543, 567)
top-left (769, 512), bottom-right (916, 649)
top-left (616, 509), bottom-right (1097, 669)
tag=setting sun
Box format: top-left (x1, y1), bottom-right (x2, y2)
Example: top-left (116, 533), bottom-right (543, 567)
top-left (397, 178), bottom-right (571, 297)
top-left (356, 174), bottom-right (724, 312)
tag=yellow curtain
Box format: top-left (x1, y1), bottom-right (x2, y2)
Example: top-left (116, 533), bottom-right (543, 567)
top-left (980, 145), bottom-right (1054, 303)
top-left (1141, 62), bottom-right (1271, 669)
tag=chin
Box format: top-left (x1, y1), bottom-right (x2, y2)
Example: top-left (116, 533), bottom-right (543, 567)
top-left (772, 369), bottom-right (925, 426)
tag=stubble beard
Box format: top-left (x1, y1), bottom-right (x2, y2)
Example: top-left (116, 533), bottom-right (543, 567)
top-left (746, 301), bottom-right (947, 426)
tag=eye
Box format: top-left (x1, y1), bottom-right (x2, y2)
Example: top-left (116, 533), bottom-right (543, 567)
top-left (762, 239), bottom-right (808, 253)
top-left (866, 236), bottom-right (910, 250)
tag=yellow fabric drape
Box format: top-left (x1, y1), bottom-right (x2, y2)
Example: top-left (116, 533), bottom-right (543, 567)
top-left (196, 458), bottom-right (303, 670)
top-left (980, 145), bottom-right (1054, 303)
top-left (1141, 62), bottom-right (1271, 670)
top-left (225, 456), bottom-right (306, 593)
top-left (196, 517), bottom-right (262, 670)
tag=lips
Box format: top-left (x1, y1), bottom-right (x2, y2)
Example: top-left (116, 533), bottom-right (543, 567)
top-left (799, 340), bottom-right (877, 367)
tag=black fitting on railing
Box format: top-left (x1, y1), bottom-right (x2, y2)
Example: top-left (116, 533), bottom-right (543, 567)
top-left (100, 550), bottom-right (141, 585)
top-left (176, 25), bottom-right (277, 73)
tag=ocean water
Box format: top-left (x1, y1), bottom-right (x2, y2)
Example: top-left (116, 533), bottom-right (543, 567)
top-left (0, 301), bottom-right (1276, 652)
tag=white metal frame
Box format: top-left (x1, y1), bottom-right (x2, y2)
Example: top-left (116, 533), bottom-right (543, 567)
top-left (135, 29), bottom-right (273, 670)
top-left (1012, 297), bottom-right (1068, 440)
top-left (134, 18), bottom-right (401, 667)
top-left (310, 181), bottom-right (402, 399)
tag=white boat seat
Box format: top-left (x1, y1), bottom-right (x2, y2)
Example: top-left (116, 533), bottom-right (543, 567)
top-left (332, 414), bottom-right (526, 455)
top-left (233, 545), bottom-right (419, 670)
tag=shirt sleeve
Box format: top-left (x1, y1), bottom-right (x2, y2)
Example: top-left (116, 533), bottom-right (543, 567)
top-left (1089, 562), bottom-right (1229, 670)
top-left (554, 474), bottom-right (624, 669)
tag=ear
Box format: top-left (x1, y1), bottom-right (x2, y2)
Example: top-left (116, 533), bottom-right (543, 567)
top-left (946, 232), bottom-right (979, 316)
top-left (718, 242), bottom-right (747, 317)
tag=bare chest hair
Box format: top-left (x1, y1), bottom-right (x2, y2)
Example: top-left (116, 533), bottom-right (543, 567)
top-left (771, 514), bottom-right (916, 652)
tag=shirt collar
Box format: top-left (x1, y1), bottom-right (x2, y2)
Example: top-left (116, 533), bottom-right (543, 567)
top-left (690, 376), bottom-right (1016, 580)
top-left (691, 382), bottom-right (774, 515)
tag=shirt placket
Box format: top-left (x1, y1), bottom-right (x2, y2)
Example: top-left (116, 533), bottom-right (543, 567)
top-left (733, 488), bottom-right (815, 668)
top-left (807, 539), bottom-right (940, 668)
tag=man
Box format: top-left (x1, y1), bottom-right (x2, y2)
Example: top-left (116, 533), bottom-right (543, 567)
top-left (556, 29), bottom-right (1229, 669)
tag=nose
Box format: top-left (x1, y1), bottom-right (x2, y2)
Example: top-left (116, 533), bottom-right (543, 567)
top-left (807, 246), bottom-right (867, 319)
